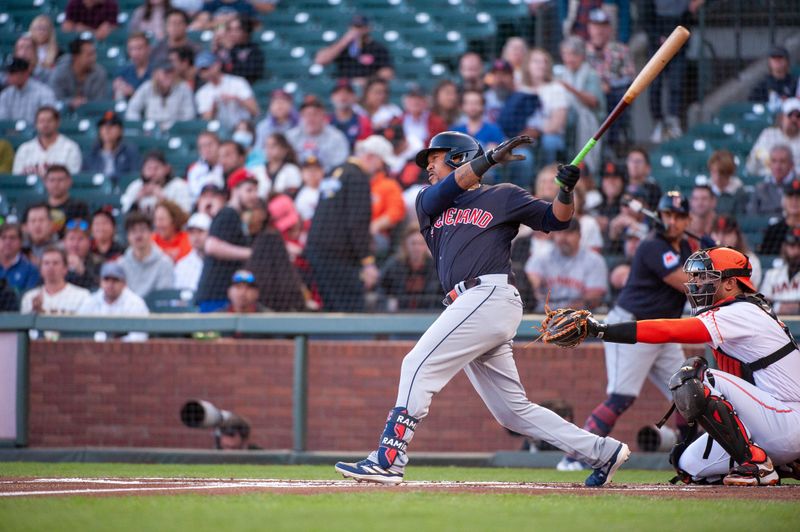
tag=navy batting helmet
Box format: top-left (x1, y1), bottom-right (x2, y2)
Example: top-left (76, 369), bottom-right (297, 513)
top-left (415, 131), bottom-right (484, 169)
top-left (657, 190), bottom-right (689, 215)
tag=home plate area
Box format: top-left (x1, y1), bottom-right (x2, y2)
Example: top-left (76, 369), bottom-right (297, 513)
top-left (1, 478), bottom-right (798, 499)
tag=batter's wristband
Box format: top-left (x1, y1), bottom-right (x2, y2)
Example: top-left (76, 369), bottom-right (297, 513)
top-left (469, 153), bottom-right (494, 177)
top-left (557, 188), bottom-right (573, 204)
top-left (597, 321), bottom-right (637, 344)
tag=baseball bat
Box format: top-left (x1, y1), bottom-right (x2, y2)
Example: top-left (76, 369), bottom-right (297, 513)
top-left (562, 25), bottom-right (691, 179)
top-left (622, 195), bottom-right (704, 242)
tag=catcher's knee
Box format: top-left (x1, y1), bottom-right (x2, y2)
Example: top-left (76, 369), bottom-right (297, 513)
top-left (668, 356), bottom-right (708, 423)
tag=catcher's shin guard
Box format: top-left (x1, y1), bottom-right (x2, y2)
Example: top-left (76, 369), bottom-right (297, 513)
top-left (376, 407), bottom-right (419, 471)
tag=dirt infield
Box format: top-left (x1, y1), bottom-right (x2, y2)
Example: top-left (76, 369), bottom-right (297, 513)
top-left (1, 478), bottom-right (798, 499)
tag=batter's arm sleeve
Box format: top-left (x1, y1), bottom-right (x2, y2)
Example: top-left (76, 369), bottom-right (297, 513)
top-left (417, 173), bottom-right (465, 217)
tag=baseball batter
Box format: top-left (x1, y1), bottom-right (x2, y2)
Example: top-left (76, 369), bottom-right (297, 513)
top-left (578, 247), bottom-right (800, 485)
top-left (335, 131), bottom-right (630, 487)
top-left (559, 191), bottom-right (693, 470)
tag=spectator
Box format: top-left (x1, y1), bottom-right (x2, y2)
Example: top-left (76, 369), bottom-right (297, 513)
top-left (13, 106), bottom-right (82, 176)
top-left (286, 95), bottom-right (349, 173)
top-left (608, 223), bottom-right (648, 300)
top-left (0, 57), bottom-right (56, 124)
top-left (329, 79), bottom-right (372, 150)
top-left (707, 149), bottom-right (747, 216)
top-left (294, 155), bottom-right (323, 223)
top-left (152, 199), bottom-right (191, 262)
top-left (484, 59), bottom-right (516, 124)
top-left (151, 9), bottom-right (201, 65)
top-left (594, 161), bottom-right (626, 243)
top-left (43, 165), bottom-right (90, 236)
top-left (574, 187), bottom-right (604, 252)
top-left (62, 0), bottom-right (119, 41)
top-left (0, 278), bottom-right (20, 311)
top-left (379, 225), bottom-right (440, 311)
top-left (195, 169), bottom-right (259, 311)
top-left (624, 146), bottom-right (661, 209)
top-left (748, 145), bottom-right (795, 217)
top-left (358, 77), bottom-right (402, 130)
top-left (0, 223), bottom-right (40, 295)
top-left (377, 122), bottom-right (423, 187)
top-left (557, 35), bottom-right (606, 174)
top-left (585, 7), bottom-right (635, 145)
top-left (20, 247), bottom-right (90, 314)
top-left (749, 45), bottom-right (797, 112)
top-left (129, 0), bottom-right (171, 41)
top-left (760, 177), bottom-right (800, 255)
top-left (90, 206), bottom-right (126, 260)
top-left (360, 135), bottom-right (404, 256)
top-left (0, 140), bottom-right (12, 173)
top-left (29, 15), bottom-right (61, 72)
top-left (119, 211), bottom-right (175, 297)
top-left (112, 32), bottom-right (153, 100)
top-left (12, 33), bottom-right (52, 84)
top-left (224, 269), bottom-right (263, 312)
top-left (168, 45), bottom-right (199, 91)
top-left (196, 183), bottom-right (227, 218)
top-left (607, 190), bottom-right (649, 255)
top-left (172, 0), bottom-right (203, 15)
top-left (124, 59), bottom-right (196, 129)
top-left (521, 48), bottom-right (568, 168)
top-left (121, 150), bottom-right (192, 214)
top-left (710, 215), bottom-right (762, 289)
top-left (76, 261), bottom-right (149, 341)
top-left (761, 227), bottom-right (800, 314)
top-left (82, 111), bottom-right (141, 179)
top-left (191, 0), bottom-right (257, 31)
top-left (254, 89), bottom-right (298, 149)
top-left (314, 15), bottom-right (393, 82)
top-left (216, 15), bottom-right (264, 83)
top-left (63, 218), bottom-right (101, 290)
top-left (232, 119), bottom-right (257, 163)
top-left (186, 131), bottom-right (224, 201)
top-left (562, 0), bottom-right (604, 41)
top-left (194, 50), bottom-right (259, 131)
top-left (687, 184), bottom-right (717, 240)
top-left (253, 132), bottom-right (302, 197)
top-left (50, 38), bottom-right (110, 110)
top-left (22, 203), bottom-right (57, 264)
top-left (304, 135), bottom-right (380, 312)
top-left (493, 61), bottom-right (541, 141)
top-left (747, 98), bottom-right (800, 177)
top-left (174, 212), bottom-right (211, 291)
top-left (458, 51), bottom-right (484, 92)
top-left (452, 89), bottom-right (505, 149)
top-left (398, 85), bottom-right (446, 148)
top-left (431, 79), bottom-right (461, 128)
top-left (500, 36), bottom-right (529, 88)
top-left (526, 218), bottom-right (608, 311)
top-left (218, 139), bottom-right (263, 194)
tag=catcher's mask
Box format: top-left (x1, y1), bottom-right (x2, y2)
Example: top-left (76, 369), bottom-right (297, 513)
top-left (683, 247), bottom-right (755, 313)
top-left (415, 131), bottom-right (484, 169)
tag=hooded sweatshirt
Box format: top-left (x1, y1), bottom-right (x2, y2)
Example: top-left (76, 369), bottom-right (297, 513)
top-left (120, 245), bottom-right (175, 297)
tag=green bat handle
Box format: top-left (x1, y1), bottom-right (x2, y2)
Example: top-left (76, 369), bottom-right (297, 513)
top-left (571, 138), bottom-right (597, 166)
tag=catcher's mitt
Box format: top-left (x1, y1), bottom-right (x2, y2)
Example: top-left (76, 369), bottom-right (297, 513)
top-left (538, 307), bottom-right (593, 348)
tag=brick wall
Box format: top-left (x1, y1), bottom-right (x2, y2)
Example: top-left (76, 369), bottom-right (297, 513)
top-left (28, 340), bottom-right (704, 452)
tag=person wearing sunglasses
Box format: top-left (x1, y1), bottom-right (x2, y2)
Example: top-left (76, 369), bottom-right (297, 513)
top-left (747, 97), bottom-right (800, 178)
top-left (43, 165), bottom-right (90, 237)
top-left (224, 269), bottom-right (263, 313)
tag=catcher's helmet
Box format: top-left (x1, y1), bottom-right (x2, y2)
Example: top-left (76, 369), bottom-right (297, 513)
top-left (657, 190), bottom-right (689, 214)
top-left (683, 247), bottom-right (755, 311)
top-left (415, 131), bottom-right (484, 169)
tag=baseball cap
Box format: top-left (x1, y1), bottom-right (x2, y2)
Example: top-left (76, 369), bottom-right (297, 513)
top-left (199, 183), bottom-right (226, 196)
top-left (331, 78), bottom-right (355, 94)
top-left (351, 14), bottom-right (370, 27)
top-left (785, 227), bottom-right (800, 245)
top-left (97, 110), bottom-right (123, 128)
top-left (706, 247), bottom-right (756, 293)
top-left (782, 97), bottom-right (800, 116)
top-left (783, 176), bottom-right (800, 195)
top-left (769, 45), bottom-right (789, 60)
top-left (376, 122), bottom-right (405, 147)
top-left (100, 261), bottom-right (126, 281)
top-left (588, 8), bottom-right (610, 24)
top-left (299, 94), bottom-right (325, 111)
top-left (268, 195), bottom-right (300, 232)
top-left (602, 161), bottom-right (625, 179)
top-left (300, 154), bottom-right (322, 168)
top-left (490, 58), bottom-right (512, 73)
top-left (186, 212), bottom-right (211, 231)
top-left (194, 50), bottom-right (218, 69)
top-left (713, 215), bottom-right (739, 233)
top-left (657, 190), bottom-right (689, 214)
top-left (5, 56), bottom-right (30, 73)
top-left (231, 269), bottom-right (256, 286)
top-left (226, 168), bottom-right (257, 190)
top-left (355, 135), bottom-right (397, 166)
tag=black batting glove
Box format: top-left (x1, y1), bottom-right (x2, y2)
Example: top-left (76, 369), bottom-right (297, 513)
top-left (487, 135), bottom-right (533, 165)
top-left (555, 164), bottom-right (580, 192)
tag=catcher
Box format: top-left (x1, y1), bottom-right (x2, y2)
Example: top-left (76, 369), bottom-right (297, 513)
top-left (541, 247), bottom-right (800, 486)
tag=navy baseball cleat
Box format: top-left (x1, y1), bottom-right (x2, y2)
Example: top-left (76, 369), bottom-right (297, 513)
top-left (585, 443), bottom-right (631, 487)
top-left (335, 459), bottom-right (404, 485)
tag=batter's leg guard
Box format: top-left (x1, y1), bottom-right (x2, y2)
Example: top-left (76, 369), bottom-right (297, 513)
top-left (375, 407), bottom-right (419, 472)
top-left (669, 359), bottom-right (778, 486)
top-left (583, 394), bottom-right (636, 437)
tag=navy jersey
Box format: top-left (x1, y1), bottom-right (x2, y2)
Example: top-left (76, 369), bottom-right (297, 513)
top-left (614, 233), bottom-right (692, 319)
top-left (416, 182), bottom-right (560, 292)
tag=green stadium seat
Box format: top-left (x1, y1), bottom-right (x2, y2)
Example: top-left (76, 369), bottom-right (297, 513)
top-left (59, 117), bottom-right (96, 137)
top-left (739, 215), bottom-right (772, 233)
top-left (72, 189), bottom-right (121, 212)
top-left (0, 173), bottom-right (45, 212)
top-left (145, 289), bottom-right (197, 313)
top-left (71, 172), bottom-right (113, 193)
top-left (715, 102), bottom-right (775, 128)
top-left (475, 0), bottom-right (530, 21)
top-left (127, 135), bottom-right (168, 153)
top-left (166, 153), bottom-right (197, 177)
top-left (73, 100), bottom-right (118, 119)
top-left (167, 119), bottom-right (223, 138)
top-left (114, 172), bottom-right (140, 193)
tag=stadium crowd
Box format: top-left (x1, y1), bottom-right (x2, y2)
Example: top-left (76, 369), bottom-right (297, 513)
top-left (1, 0), bottom-right (800, 325)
